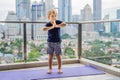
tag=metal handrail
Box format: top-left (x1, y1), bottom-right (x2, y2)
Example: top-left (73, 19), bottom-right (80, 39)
top-left (0, 19), bottom-right (120, 62)
top-left (0, 19), bottom-right (120, 24)
top-left (0, 21), bottom-right (81, 62)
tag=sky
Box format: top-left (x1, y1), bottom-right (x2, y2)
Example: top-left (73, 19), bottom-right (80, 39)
top-left (0, 0), bottom-right (120, 20)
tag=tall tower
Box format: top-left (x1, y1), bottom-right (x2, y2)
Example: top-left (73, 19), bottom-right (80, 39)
top-left (5, 11), bottom-right (19, 40)
top-left (58, 0), bottom-right (72, 22)
top-left (58, 0), bottom-right (72, 35)
top-left (93, 0), bottom-right (102, 32)
top-left (116, 9), bottom-right (120, 32)
top-left (31, 1), bottom-right (46, 40)
top-left (16, 0), bottom-right (31, 20)
top-left (82, 4), bottom-right (94, 32)
top-left (31, 1), bottom-right (45, 21)
top-left (45, 0), bottom-right (54, 15)
top-left (110, 22), bottom-right (118, 33)
top-left (103, 14), bottom-right (110, 33)
top-left (117, 9), bottom-right (120, 19)
top-left (16, 0), bottom-right (31, 36)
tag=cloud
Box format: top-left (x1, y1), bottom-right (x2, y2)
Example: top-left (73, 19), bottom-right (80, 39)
top-left (102, 0), bottom-right (120, 9)
top-left (0, 0), bottom-right (120, 20)
top-left (0, 1), bottom-right (15, 10)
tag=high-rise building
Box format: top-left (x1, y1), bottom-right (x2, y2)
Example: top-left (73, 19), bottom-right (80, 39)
top-left (16, 0), bottom-right (31, 36)
top-left (16, 0), bottom-right (31, 20)
top-left (58, 0), bottom-right (72, 35)
top-left (71, 15), bottom-right (80, 35)
top-left (5, 11), bottom-right (20, 41)
top-left (45, 0), bottom-right (54, 16)
top-left (31, 1), bottom-right (46, 40)
top-left (58, 0), bottom-right (72, 22)
top-left (117, 9), bottom-right (120, 19)
top-left (116, 9), bottom-right (120, 32)
top-left (110, 22), bottom-right (118, 33)
top-left (103, 14), bottom-right (110, 33)
top-left (31, 1), bottom-right (45, 21)
top-left (80, 10), bottom-right (84, 21)
top-left (0, 24), bottom-right (4, 41)
top-left (0, 24), bottom-right (4, 33)
top-left (110, 9), bottom-right (119, 33)
top-left (82, 4), bottom-right (94, 32)
top-left (93, 0), bottom-right (102, 32)
top-left (81, 4), bottom-right (99, 41)
top-left (72, 15), bottom-right (80, 22)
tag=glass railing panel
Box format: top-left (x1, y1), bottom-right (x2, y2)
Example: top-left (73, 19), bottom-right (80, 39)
top-left (61, 24), bottom-right (78, 59)
top-left (82, 22), bottom-right (120, 69)
top-left (0, 23), bottom-right (24, 64)
top-left (26, 23), bottom-right (48, 62)
top-left (26, 23), bottom-right (78, 62)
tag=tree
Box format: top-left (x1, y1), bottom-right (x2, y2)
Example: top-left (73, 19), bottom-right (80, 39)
top-left (0, 42), bottom-right (12, 56)
top-left (28, 48), bottom-right (40, 61)
top-left (10, 39), bottom-right (23, 58)
top-left (30, 43), bottom-right (45, 54)
top-left (61, 33), bottom-right (71, 39)
top-left (91, 45), bottom-right (105, 57)
top-left (1, 32), bottom-right (5, 39)
top-left (64, 47), bottom-right (75, 56)
top-left (104, 41), bottom-right (112, 47)
top-left (82, 50), bottom-right (93, 58)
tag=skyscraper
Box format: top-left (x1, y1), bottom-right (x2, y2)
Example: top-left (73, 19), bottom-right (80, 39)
top-left (31, 1), bottom-right (46, 40)
top-left (110, 22), bottom-right (118, 33)
top-left (81, 4), bottom-right (99, 41)
top-left (58, 0), bottom-right (72, 22)
top-left (31, 1), bottom-right (45, 21)
top-left (103, 14), bottom-right (110, 33)
top-left (58, 0), bottom-right (72, 35)
top-left (82, 4), bottom-right (94, 32)
top-left (16, 0), bottom-right (31, 36)
top-left (45, 0), bottom-right (54, 16)
top-left (93, 0), bottom-right (102, 32)
top-left (117, 9), bottom-right (120, 32)
top-left (16, 0), bottom-right (31, 20)
top-left (5, 11), bottom-right (20, 41)
top-left (117, 9), bottom-right (120, 19)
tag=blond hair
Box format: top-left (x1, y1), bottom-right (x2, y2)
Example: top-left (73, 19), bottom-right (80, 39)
top-left (47, 9), bottom-right (57, 19)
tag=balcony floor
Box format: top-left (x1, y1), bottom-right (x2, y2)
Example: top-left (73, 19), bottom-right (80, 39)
top-left (43, 64), bottom-right (120, 80)
top-left (1, 63), bottom-right (119, 80)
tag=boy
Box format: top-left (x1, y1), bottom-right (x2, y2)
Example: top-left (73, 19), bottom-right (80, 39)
top-left (43, 9), bottom-right (66, 74)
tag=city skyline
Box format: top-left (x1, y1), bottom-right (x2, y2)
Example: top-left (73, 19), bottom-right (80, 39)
top-left (0, 0), bottom-right (120, 20)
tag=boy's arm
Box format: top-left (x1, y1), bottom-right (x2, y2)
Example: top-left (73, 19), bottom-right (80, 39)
top-left (55, 22), bottom-right (66, 28)
top-left (42, 26), bottom-right (54, 31)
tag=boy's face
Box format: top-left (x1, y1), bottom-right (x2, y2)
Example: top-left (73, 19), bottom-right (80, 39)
top-left (49, 14), bottom-right (56, 22)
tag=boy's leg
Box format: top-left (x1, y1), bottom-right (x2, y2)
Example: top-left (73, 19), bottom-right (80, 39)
top-left (56, 54), bottom-right (62, 73)
top-left (47, 54), bottom-right (53, 74)
top-left (47, 42), bottom-right (54, 74)
top-left (54, 42), bottom-right (62, 73)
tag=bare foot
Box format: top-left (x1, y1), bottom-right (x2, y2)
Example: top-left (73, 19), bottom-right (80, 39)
top-left (47, 69), bottom-right (52, 74)
top-left (58, 69), bottom-right (63, 74)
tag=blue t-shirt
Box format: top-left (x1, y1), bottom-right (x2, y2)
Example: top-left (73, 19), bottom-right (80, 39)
top-left (45, 20), bottom-right (62, 42)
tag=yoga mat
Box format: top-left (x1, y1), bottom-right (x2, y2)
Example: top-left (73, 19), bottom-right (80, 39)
top-left (0, 66), bottom-right (105, 80)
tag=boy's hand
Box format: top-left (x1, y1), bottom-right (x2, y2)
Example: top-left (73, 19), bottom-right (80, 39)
top-left (53, 21), bottom-right (56, 28)
top-left (54, 22), bottom-right (66, 28)
top-left (52, 24), bottom-right (55, 29)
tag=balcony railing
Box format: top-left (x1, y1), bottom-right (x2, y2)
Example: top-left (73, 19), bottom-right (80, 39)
top-left (0, 20), bottom-right (120, 69)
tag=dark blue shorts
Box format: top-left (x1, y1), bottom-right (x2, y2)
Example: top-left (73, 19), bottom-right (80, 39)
top-left (47, 42), bottom-right (61, 54)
